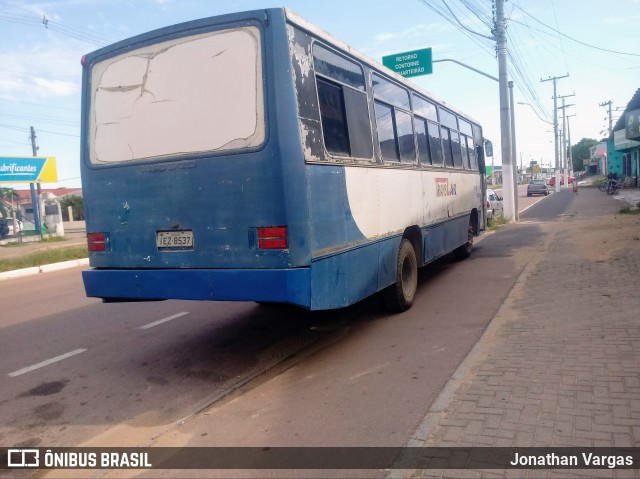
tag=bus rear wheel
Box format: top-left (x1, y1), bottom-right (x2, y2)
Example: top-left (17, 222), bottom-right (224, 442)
top-left (453, 220), bottom-right (474, 260)
top-left (383, 238), bottom-right (418, 313)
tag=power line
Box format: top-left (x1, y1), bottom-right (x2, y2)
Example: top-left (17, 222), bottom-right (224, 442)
top-left (2, 112), bottom-right (79, 127)
top-left (512, 4), bottom-right (640, 57)
top-left (0, 124), bottom-right (29, 133)
top-left (38, 129), bottom-right (80, 138)
top-left (0, 10), bottom-right (112, 47)
top-left (0, 123), bottom-right (79, 138)
top-left (0, 138), bottom-right (31, 146)
top-left (0, 98), bottom-right (79, 112)
top-left (418, 0), bottom-right (549, 124)
top-left (417, 0), bottom-right (495, 58)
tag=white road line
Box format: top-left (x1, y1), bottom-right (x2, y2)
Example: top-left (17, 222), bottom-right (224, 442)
top-left (139, 312), bottom-right (189, 330)
top-left (8, 348), bottom-right (87, 377)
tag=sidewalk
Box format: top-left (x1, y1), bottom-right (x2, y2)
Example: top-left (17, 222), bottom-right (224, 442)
top-left (0, 230), bottom-right (88, 280)
top-left (400, 187), bottom-right (640, 477)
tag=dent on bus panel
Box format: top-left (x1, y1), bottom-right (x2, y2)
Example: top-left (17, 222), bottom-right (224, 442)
top-left (90, 27), bottom-right (265, 164)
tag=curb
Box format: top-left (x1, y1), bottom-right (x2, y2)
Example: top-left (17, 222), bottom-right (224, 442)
top-left (0, 258), bottom-right (89, 281)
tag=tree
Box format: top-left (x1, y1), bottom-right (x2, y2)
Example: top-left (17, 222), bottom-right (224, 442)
top-left (571, 138), bottom-right (598, 173)
top-left (60, 195), bottom-right (84, 221)
top-left (0, 187), bottom-right (19, 202)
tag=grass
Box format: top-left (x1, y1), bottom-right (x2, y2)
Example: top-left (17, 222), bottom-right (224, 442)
top-left (618, 203), bottom-right (640, 215)
top-left (1, 234), bottom-right (66, 247)
top-left (0, 244), bottom-right (88, 273)
top-left (487, 214), bottom-right (509, 231)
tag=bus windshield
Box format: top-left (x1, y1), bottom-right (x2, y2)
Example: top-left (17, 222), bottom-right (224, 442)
top-left (89, 26), bottom-right (265, 164)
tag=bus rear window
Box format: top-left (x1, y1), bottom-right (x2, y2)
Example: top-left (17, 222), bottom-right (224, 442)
top-left (89, 26), bottom-right (264, 164)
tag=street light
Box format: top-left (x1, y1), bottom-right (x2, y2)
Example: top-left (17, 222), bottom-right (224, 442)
top-left (517, 102), bottom-right (553, 125)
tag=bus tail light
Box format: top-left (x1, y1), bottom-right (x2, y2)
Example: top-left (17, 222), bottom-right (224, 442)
top-left (88, 232), bottom-right (108, 252)
top-left (257, 226), bottom-right (288, 249)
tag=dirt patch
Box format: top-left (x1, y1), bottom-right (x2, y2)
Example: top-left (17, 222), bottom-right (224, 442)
top-left (33, 402), bottom-right (65, 422)
top-left (573, 212), bottom-right (640, 262)
top-left (20, 380), bottom-right (69, 397)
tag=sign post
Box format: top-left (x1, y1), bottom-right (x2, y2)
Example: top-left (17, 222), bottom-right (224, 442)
top-left (1, 157), bottom-right (57, 238)
top-left (382, 48), bottom-right (432, 78)
top-left (0, 157), bottom-right (58, 183)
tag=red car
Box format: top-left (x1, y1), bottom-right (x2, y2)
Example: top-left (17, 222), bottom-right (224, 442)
top-left (547, 177), bottom-right (564, 186)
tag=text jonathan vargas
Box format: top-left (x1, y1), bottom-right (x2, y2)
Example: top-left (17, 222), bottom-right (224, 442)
top-left (510, 452), bottom-right (633, 469)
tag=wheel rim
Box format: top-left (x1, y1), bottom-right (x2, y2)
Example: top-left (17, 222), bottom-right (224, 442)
top-left (401, 254), bottom-right (416, 299)
top-left (466, 225), bottom-right (474, 249)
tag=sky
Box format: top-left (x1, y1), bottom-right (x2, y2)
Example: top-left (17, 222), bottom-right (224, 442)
top-left (1, 0), bottom-right (639, 190)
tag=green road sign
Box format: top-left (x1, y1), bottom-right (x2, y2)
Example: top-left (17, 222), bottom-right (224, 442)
top-left (382, 48), bottom-right (432, 78)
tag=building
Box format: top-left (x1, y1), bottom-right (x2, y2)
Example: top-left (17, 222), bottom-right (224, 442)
top-left (589, 142), bottom-right (607, 175)
top-left (608, 88), bottom-right (640, 186)
top-left (5, 187), bottom-right (83, 232)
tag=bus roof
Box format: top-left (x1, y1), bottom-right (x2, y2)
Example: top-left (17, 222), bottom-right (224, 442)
top-left (83, 7), bottom-right (482, 129)
top-left (284, 8), bottom-right (483, 128)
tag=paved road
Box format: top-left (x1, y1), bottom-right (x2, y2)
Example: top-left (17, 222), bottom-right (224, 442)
top-left (0, 193), bottom-right (553, 475)
top-left (4, 187), bottom-right (630, 479)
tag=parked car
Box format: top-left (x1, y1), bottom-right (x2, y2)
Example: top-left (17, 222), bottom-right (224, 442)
top-left (547, 176), bottom-right (564, 186)
top-left (0, 217), bottom-right (22, 239)
top-left (486, 188), bottom-right (503, 223)
top-left (5, 217), bottom-right (24, 236)
top-left (527, 179), bottom-right (549, 197)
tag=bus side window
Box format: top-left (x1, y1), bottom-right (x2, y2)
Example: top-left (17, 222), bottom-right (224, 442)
top-left (374, 101), bottom-right (399, 162)
top-left (415, 119), bottom-right (432, 165)
top-left (396, 110), bottom-right (415, 162)
top-left (468, 138), bottom-right (477, 169)
top-left (451, 130), bottom-right (463, 168)
top-left (442, 128), bottom-right (454, 168)
top-left (465, 136), bottom-right (476, 169)
top-left (371, 74), bottom-right (415, 164)
top-left (313, 44), bottom-right (373, 160)
top-left (342, 87), bottom-right (373, 159)
top-left (317, 77), bottom-right (350, 156)
top-left (427, 121), bottom-right (443, 166)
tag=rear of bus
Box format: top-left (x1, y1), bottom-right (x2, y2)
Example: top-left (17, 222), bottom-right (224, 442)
top-left (81, 9), bottom-right (313, 307)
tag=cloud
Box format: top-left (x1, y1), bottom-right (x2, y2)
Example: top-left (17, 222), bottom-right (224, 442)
top-left (32, 77), bottom-right (78, 96)
top-left (0, 42), bottom-right (82, 99)
top-left (372, 22), bottom-right (448, 46)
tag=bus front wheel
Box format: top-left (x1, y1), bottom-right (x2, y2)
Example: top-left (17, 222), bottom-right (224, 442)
top-left (383, 238), bottom-right (418, 313)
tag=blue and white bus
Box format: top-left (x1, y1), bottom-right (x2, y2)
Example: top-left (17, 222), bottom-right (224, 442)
top-left (81, 8), bottom-right (489, 312)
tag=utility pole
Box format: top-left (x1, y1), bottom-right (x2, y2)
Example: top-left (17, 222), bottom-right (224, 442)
top-left (29, 126), bottom-right (42, 237)
top-left (436, 0), bottom-right (516, 220)
top-left (566, 114), bottom-right (576, 176)
top-left (557, 94), bottom-right (575, 183)
top-left (599, 100), bottom-right (613, 136)
top-left (508, 80), bottom-right (518, 220)
top-left (540, 74), bottom-right (569, 193)
top-left (495, 0), bottom-right (515, 222)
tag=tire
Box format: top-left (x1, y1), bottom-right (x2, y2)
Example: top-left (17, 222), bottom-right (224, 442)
top-left (599, 181), bottom-right (607, 192)
top-left (383, 238), bottom-right (418, 313)
top-left (453, 221), bottom-right (474, 261)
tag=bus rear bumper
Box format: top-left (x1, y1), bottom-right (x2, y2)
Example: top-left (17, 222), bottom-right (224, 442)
top-left (82, 268), bottom-right (311, 308)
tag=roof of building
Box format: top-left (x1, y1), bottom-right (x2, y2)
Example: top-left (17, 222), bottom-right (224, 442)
top-left (11, 187), bottom-right (83, 205)
top-left (611, 88), bottom-right (640, 137)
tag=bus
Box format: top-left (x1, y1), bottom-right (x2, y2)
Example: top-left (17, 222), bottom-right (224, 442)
top-left (80, 8), bottom-right (489, 312)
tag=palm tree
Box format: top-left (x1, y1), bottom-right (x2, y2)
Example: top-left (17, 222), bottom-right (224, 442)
top-left (0, 186), bottom-right (19, 202)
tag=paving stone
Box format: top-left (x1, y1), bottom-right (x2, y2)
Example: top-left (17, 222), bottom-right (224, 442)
top-left (401, 188), bottom-right (640, 478)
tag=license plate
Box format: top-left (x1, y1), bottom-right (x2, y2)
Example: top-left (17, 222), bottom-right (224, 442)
top-left (156, 230), bottom-right (194, 250)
